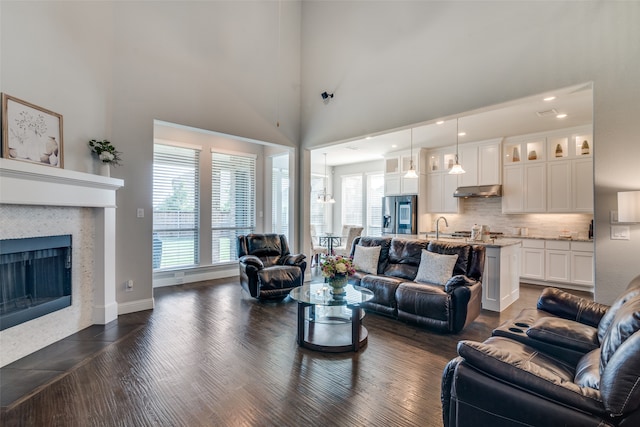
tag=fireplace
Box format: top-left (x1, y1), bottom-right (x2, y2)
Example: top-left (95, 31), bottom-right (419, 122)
top-left (0, 235), bottom-right (72, 331)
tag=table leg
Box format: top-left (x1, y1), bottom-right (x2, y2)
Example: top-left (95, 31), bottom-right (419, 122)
top-left (351, 305), bottom-right (362, 352)
top-left (296, 302), bottom-right (305, 346)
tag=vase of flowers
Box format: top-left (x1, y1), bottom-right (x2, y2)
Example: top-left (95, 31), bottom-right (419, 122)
top-left (89, 139), bottom-right (122, 176)
top-left (321, 255), bottom-right (356, 295)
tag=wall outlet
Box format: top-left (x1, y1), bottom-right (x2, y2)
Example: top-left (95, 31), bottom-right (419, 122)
top-left (175, 271), bottom-right (185, 284)
top-left (126, 279), bottom-right (134, 291)
top-left (136, 208), bottom-right (144, 218)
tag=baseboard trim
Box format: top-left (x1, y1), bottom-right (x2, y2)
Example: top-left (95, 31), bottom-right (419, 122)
top-left (118, 298), bottom-right (154, 315)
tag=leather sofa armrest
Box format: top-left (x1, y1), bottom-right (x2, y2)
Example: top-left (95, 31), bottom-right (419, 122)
top-left (457, 337), bottom-right (605, 416)
top-left (526, 317), bottom-right (600, 353)
top-left (239, 255), bottom-right (264, 269)
top-left (444, 275), bottom-right (478, 292)
top-left (280, 253), bottom-right (306, 267)
top-left (537, 287), bottom-right (609, 327)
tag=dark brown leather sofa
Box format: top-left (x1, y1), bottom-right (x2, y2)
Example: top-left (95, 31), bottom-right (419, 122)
top-left (347, 236), bottom-right (486, 333)
top-left (237, 234), bottom-right (306, 300)
top-left (441, 276), bottom-right (640, 427)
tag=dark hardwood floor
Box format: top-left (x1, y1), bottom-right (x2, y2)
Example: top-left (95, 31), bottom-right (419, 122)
top-left (0, 276), bottom-right (591, 427)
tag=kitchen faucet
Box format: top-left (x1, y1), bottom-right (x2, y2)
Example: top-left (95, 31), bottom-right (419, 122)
top-left (435, 216), bottom-right (448, 240)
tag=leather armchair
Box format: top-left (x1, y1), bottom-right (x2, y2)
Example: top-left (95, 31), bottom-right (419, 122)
top-left (237, 234), bottom-right (306, 300)
top-left (442, 276), bottom-right (640, 427)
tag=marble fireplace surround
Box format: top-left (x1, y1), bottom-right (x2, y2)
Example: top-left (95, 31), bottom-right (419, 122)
top-left (0, 159), bottom-right (123, 366)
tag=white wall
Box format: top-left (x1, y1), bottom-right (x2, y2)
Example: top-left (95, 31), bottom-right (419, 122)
top-left (1, 1), bottom-right (302, 309)
top-left (300, 1), bottom-right (640, 304)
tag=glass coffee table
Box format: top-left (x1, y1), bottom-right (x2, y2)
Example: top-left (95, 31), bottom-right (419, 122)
top-left (289, 282), bottom-right (374, 353)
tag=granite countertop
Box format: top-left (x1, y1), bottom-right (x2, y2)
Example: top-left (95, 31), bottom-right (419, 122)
top-left (502, 234), bottom-right (593, 243)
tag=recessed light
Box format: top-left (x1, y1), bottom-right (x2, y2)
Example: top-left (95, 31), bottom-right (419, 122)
top-left (458, 132), bottom-right (466, 136)
top-left (365, 136), bottom-right (373, 140)
top-left (556, 113), bottom-right (567, 119)
top-left (544, 96), bottom-right (556, 101)
top-left (391, 144), bottom-right (397, 148)
top-left (436, 120), bottom-right (444, 125)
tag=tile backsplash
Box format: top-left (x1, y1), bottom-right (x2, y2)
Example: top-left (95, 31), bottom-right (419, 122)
top-left (424, 197), bottom-right (593, 239)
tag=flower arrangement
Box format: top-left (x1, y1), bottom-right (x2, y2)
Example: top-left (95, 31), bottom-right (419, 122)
top-left (321, 255), bottom-right (356, 279)
top-left (89, 139), bottom-right (122, 166)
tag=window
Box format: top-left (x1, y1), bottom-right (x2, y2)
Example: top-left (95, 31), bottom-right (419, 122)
top-left (367, 173), bottom-right (384, 236)
top-left (212, 151), bottom-right (256, 264)
top-left (271, 154), bottom-right (289, 239)
top-left (341, 174), bottom-right (363, 226)
top-left (153, 143), bottom-right (200, 270)
top-left (310, 173), bottom-right (328, 234)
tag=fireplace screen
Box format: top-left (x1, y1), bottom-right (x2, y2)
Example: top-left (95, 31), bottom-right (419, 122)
top-left (0, 235), bottom-right (72, 331)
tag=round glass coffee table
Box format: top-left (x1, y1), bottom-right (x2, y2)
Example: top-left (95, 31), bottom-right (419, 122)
top-left (289, 282), bottom-right (374, 353)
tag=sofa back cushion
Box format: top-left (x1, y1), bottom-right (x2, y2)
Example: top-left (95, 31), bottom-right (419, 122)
top-left (600, 330), bottom-right (640, 416)
top-left (351, 236), bottom-right (392, 274)
top-left (383, 239), bottom-right (428, 280)
top-left (426, 241), bottom-right (474, 278)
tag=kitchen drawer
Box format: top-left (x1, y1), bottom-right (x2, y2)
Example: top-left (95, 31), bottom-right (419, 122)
top-left (546, 240), bottom-right (571, 250)
top-left (571, 241), bottom-right (594, 252)
top-left (521, 239), bottom-right (545, 249)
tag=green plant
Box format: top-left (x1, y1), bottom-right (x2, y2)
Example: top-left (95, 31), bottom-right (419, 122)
top-left (89, 139), bottom-right (122, 166)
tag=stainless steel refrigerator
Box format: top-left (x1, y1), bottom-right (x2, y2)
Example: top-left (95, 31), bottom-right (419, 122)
top-left (382, 195), bottom-right (417, 235)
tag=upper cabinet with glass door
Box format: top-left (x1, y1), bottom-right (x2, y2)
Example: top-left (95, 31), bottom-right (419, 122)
top-left (504, 138), bottom-right (545, 164)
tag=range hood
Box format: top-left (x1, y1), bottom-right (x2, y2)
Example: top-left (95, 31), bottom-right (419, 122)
top-left (454, 184), bottom-right (502, 198)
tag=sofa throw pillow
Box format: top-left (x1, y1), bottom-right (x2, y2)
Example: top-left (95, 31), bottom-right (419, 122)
top-left (415, 249), bottom-right (459, 286)
top-left (352, 245), bottom-right (382, 275)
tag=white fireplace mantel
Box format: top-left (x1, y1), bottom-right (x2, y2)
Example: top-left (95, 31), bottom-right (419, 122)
top-left (0, 158), bottom-right (124, 325)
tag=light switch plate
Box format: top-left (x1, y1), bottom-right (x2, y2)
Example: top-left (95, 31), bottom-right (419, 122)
top-left (611, 225), bottom-right (630, 240)
top-left (136, 208), bottom-right (144, 218)
top-left (610, 210), bottom-right (619, 224)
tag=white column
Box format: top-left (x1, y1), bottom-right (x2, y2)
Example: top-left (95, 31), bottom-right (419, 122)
top-left (93, 206), bottom-right (118, 324)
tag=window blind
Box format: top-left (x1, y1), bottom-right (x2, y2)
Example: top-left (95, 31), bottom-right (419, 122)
top-left (272, 165), bottom-right (289, 238)
top-left (341, 175), bottom-right (363, 226)
top-left (153, 144), bottom-right (200, 270)
top-left (367, 173), bottom-right (384, 236)
top-left (310, 173), bottom-right (327, 234)
top-left (212, 151), bottom-right (256, 264)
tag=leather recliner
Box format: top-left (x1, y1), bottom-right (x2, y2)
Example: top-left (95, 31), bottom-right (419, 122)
top-left (441, 276), bottom-right (640, 427)
top-left (237, 234), bottom-right (306, 300)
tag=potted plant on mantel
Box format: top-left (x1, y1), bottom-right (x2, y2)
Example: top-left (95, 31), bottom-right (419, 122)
top-left (88, 139), bottom-right (122, 177)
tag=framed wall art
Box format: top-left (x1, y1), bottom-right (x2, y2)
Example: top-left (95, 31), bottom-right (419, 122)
top-left (1, 93), bottom-right (64, 168)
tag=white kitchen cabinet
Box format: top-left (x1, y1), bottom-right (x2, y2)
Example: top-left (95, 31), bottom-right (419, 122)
top-left (426, 173), bottom-right (458, 213)
top-left (520, 239), bottom-right (593, 291)
top-left (524, 163), bottom-right (546, 212)
top-left (570, 241), bottom-right (594, 287)
top-left (547, 156), bottom-right (593, 213)
top-left (573, 158), bottom-right (594, 212)
top-left (478, 142), bottom-right (501, 185)
top-left (384, 174), bottom-right (401, 195)
top-left (502, 165), bottom-right (524, 213)
top-left (426, 162), bottom-right (459, 213)
top-left (520, 239), bottom-right (545, 280)
top-left (457, 139), bottom-right (501, 187)
top-left (546, 249), bottom-right (571, 283)
top-left (482, 244), bottom-right (521, 312)
top-left (384, 149), bottom-right (424, 196)
top-left (547, 160), bottom-right (572, 212)
top-left (458, 145), bottom-right (478, 187)
top-left (502, 126), bottom-right (592, 214)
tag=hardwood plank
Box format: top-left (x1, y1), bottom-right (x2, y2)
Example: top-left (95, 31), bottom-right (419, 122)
top-left (0, 278), bottom-right (590, 426)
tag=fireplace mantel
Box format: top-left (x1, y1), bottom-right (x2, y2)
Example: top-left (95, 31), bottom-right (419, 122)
top-left (0, 158), bottom-right (124, 327)
top-left (0, 158), bottom-right (123, 207)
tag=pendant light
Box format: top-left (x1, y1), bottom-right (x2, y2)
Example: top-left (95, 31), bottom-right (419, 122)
top-left (404, 128), bottom-right (419, 179)
top-left (318, 153), bottom-right (335, 204)
top-left (449, 119), bottom-right (466, 175)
